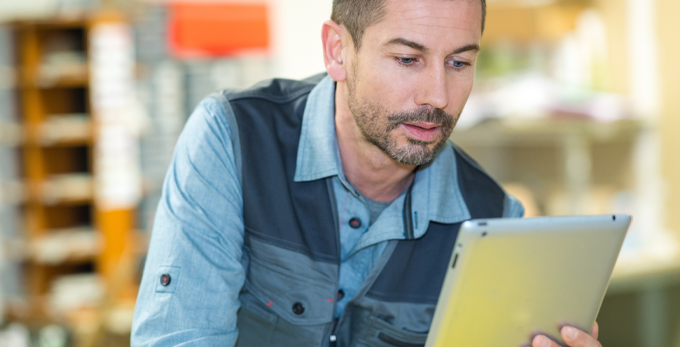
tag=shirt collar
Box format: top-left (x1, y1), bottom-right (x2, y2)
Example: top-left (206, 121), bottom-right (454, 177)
top-left (294, 75), bottom-right (344, 183)
top-left (410, 142), bottom-right (470, 237)
top-left (294, 75), bottom-right (470, 231)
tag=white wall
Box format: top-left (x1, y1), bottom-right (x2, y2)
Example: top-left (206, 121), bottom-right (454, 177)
top-left (1, 0), bottom-right (333, 80)
top-left (0, 0), bottom-right (56, 22)
top-left (268, 0), bottom-right (333, 79)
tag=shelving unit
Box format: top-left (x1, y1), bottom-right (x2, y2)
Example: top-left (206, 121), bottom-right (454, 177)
top-left (133, 3), bottom-right (274, 232)
top-left (6, 15), bottom-right (137, 330)
top-left (483, 0), bottom-right (592, 44)
top-left (452, 118), bottom-right (644, 216)
top-left (0, 24), bottom-right (24, 322)
top-left (15, 20), bottom-right (95, 319)
top-left (459, 1), bottom-right (680, 346)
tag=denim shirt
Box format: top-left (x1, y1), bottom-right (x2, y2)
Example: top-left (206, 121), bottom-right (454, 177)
top-left (131, 76), bottom-right (524, 346)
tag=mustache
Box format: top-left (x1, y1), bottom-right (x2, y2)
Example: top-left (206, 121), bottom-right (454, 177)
top-left (385, 108), bottom-right (456, 132)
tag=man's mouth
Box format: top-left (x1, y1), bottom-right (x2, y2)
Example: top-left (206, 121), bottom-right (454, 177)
top-left (401, 122), bottom-right (441, 142)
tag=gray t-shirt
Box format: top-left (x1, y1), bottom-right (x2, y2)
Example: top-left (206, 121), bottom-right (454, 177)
top-left (358, 190), bottom-right (393, 226)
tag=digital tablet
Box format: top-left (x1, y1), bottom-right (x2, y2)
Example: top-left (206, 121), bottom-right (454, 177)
top-left (426, 215), bottom-right (631, 347)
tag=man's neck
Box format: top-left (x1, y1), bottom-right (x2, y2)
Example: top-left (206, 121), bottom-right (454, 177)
top-left (334, 84), bottom-right (416, 203)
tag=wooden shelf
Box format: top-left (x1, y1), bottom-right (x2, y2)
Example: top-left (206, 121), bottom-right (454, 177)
top-left (611, 253), bottom-right (680, 291)
top-left (0, 65), bottom-right (17, 89)
top-left (0, 122), bottom-right (25, 146)
top-left (34, 114), bottom-right (93, 146)
top-left (483, 0), bottom-right (593, 44)
top-left (26, 174), bottom-right (94, 205)
top-left (20, 65), bottom-right (89, 89)
top-left (8, 15), bottom-right (137, 329)
top-left (452, 117), bottom-right (645, 216)
top-left (0, 237), bottom-right (28, 262)
top-left (6, 226), bottom-right (100, 265)
top-left (0, 179), bottom-right (26, 205)
top-left (14, 18), bottom-right (92, 30)
top-left (452, 118), bottom-right (645, 146)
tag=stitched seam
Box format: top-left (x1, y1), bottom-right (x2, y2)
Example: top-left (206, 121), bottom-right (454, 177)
top-left (226, 87), bottom-right (314, 104)
top-left (294, 168), bottom-right (339, 182)
top-left (245, 227), bottom-right (338, 264)
top-left (339, 191), bottom-right (349, 236)
top-left (364, 291), bottom-right (439, 304)
top-left (452, 143), bottom-right (506, 193)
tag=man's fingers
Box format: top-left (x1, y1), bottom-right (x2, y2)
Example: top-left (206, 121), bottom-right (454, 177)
top-left (530, 323), bottom-right (602, 347)
top-left (561, 326), bottom-right (602, 347)
top-left (591, 322), bottom-right (599, 340)
top-left (532, 335), bottom-right (561, 347)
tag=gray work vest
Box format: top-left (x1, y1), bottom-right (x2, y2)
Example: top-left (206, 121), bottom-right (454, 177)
top-left (210, 74), bottom-right (509, 347)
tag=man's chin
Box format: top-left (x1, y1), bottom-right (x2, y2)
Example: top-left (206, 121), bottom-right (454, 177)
top-left (386, 143), bottom-right (442, 166)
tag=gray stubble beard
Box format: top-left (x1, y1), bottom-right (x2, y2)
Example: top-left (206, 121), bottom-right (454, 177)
top-left (346, 64), bottom-right (458, 166)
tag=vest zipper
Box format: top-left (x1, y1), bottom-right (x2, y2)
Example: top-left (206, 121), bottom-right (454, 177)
top-left (327, 178), bottom-right (414, 345)
top-left (330, 318), bottom-right (338, 347)
top-left (326, 178), bottom-right (341, 347)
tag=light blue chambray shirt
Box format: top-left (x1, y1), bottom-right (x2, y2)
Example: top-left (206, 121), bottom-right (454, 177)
top-left (131, 75), bottom-right (524, 346)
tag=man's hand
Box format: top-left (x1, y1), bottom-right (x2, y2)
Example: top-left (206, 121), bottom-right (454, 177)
top-left (532, 322), bottom-right (602, 347)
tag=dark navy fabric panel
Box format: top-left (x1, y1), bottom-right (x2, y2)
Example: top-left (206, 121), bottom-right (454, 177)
top-left (232, 73), bottom-right (326, 103)
top-left (366, 144), bottom-right (506, 304)
top-left (365, 222), bottom-right (461, 304)
top-left (224, 76), bottom-right (339, 264)
top-left (453, 145), bottom-right (506, 219)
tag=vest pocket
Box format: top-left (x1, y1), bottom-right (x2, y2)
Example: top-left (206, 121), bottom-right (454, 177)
top-left (357, 316), bottom-right (428, 347)
top-left (236, 291), bottom-right (277, 346)
top-left (243, 250), bottom-right (336, 325)
top-left (237, 248), bottom-right (336, 346)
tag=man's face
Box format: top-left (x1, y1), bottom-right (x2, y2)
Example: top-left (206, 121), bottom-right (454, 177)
top-left (346, 0), bottom-right (482, 166)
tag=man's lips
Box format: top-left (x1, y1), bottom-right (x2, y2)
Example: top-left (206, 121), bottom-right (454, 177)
top-left (401, 122), bottom-right (441, 142)
top-left (405, 122), bottom-right (439, 130)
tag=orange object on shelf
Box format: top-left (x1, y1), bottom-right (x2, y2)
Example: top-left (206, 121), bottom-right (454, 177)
top-left (169, 2), bottom-right (270, 57)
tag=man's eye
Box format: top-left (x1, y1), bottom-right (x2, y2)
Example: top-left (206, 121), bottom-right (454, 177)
top-left (451, 60), bottom-right (466, 68)
top-left (397, 57), bottom-right (415, 65)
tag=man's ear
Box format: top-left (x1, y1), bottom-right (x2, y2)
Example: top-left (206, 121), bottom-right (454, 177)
top-left (322, 20), bottom-right (347, 82)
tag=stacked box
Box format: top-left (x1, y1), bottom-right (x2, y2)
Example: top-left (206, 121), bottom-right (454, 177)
top-left (0, 25), bottom-right (24, 314)
top-left (132, 4), bottom-right (275, 231)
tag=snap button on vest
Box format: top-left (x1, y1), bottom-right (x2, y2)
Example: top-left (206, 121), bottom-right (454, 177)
top-left (160, 273), bottom-right (171, 286)
top-left (349, 217), bottom-right (362, 229)
top-left (292, 302), bottom-right (305, 315)
top-left (337, 289), bottom-right (345, 300)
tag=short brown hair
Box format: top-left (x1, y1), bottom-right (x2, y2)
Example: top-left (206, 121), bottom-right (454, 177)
top-left (331, 0), bottom-right (487, 50)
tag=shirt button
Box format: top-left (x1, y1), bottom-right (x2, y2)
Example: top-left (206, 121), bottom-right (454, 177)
top-left (337, 289), bottom-right (345, 300)
top-left (160, 273), bottom-right (171, 286)
top-left (292, 302), bottom-right (305, 315)
top-left (349, 217), bottom-right (362, 229)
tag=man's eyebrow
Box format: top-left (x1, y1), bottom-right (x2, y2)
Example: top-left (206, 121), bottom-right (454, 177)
top-left (385, 38), bottom-right (480, 55)
top-left (385, 37), bottom-right (428, 52)
top-left (451, 44), bottom-right (480, 55)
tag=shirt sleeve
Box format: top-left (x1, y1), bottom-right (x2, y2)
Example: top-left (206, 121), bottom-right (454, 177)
top-left (131, 97), bottom-right (245, 346)
top-left (506, 194), bottom-right (526, 218)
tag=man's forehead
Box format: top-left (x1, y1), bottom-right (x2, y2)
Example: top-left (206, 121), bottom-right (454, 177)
top-left (380, 0), bottom-right (482, 39)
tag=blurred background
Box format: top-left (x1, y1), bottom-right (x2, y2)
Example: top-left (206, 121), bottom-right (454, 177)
top-left (0, 0), bottom-right (678, 346)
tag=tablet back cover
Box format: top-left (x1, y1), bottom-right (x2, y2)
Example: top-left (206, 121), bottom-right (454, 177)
top-left (426, 215), bottom-right (630, 347)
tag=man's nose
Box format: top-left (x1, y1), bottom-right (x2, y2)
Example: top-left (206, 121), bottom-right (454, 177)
top-left (414, 64), bottom-right (449, 110)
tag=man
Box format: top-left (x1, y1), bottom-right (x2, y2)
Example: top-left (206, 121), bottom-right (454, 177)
top-left (132, 0), bottom-right (603, 346)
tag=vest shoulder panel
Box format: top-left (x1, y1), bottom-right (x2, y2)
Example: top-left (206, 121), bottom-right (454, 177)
top-left (224, 74), bottom-right (340, 264)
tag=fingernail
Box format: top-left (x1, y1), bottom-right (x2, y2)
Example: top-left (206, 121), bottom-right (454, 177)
top-left (563, 326), bottom-right (579, 341)
top-left (534, 335), bottom-right (551, 347)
